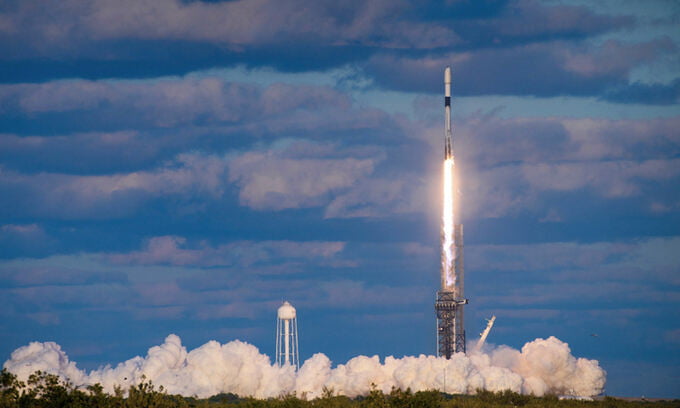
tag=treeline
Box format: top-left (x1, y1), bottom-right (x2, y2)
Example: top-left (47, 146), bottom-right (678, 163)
top-left (1, 369), bottom-right (678, 408)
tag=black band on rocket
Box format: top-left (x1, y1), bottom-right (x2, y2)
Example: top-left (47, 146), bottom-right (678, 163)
top-left (445, 96), bottom-right (451, 106)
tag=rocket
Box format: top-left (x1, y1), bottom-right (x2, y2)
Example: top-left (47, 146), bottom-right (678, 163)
top-left (444, 66), bottom-right (452, 160)
top-left (436, 65), bottom-right (467, 357)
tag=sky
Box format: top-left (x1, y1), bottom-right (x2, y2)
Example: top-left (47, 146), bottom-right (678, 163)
top-left (0, 0), bottom-right (678, 399)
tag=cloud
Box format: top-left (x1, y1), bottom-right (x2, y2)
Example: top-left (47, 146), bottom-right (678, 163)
top-left (521, 158), bottom-right (680, 198)
top-left (363, 38), bottom-right (675, 99)
top-left (0, 0), bottom-right (639, 84)
top-left (481, 0), bottom-right (632, 41)
top-left (2, 99), bottom-right (677, 222)
top-left (30, 77), bottom-right (229, 117)
top-left (468, 237), bottom-right (680, 311)
top-left (0, 266), bottom-right (127, 288)
top-left (226, 138), bottom-right (432, 218)
top-left (228, 143), bottom-right (377, 211)
top-left (0, 223), bottom-right (46, 241)
top-left (453, 115), bottom-right (680, 166)
top-left (0, 224), bottom-right (54, 258)
top-left (469, 241), bottom-right (629, 273)
top-left (108, 235), bottom-right (346, 267)
top-left (0, 152), bottom-right (229, 218)
top-left (0, 78), bottom-right (349, 130)
top-left (77, 0), bottom-right (458, 49)
top-left (317, 280), bottom-right (429, 309)
top-left (0, 131), bottom-right (161, 174)
top-left (324, 175), bottom-right (427, 218)
top-left (434, 114), bottom-right (680, 219)
top-left (0, 0), bottom-right (458, 59)
top-left (5, 282), bottom-right (133, 311)
top-left (0, 77), bottom-right (400, 179)
top-left (0, 233), bottom-right (440, 328)
top-left (602, 78), bottom-right (680, 105)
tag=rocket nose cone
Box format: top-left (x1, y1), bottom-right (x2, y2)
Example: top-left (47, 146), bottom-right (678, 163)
top-left (445, 66), bottom-right (451, 84)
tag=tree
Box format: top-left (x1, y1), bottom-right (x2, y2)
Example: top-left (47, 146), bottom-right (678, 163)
top-left (0, 368), bottom-right (24, 407)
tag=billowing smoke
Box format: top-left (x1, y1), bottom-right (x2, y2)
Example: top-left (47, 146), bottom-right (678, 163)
top-left (4, 334), bottom-right (605, 398)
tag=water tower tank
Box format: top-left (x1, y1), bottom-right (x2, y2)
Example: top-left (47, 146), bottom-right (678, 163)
top-left (275, 301), bottom-right (299, 369)
top-left (277, 301), bottom-right (296, 320)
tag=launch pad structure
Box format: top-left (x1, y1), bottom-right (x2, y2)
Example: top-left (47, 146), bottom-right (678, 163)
top-left (435, 67), bottom-right (468, 358)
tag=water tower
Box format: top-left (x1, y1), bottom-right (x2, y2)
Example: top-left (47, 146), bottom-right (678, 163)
top-left (275, 301), bottom-right (299, 369)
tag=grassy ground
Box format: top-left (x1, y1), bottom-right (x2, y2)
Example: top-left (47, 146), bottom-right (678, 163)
top-left (2, 369), bottom-right (678, 408)
top-left (192, 389), bottom-right (679, 408)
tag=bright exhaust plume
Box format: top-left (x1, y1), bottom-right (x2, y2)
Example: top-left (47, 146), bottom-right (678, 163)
top-left (442, 157), bottom-right (455, 288)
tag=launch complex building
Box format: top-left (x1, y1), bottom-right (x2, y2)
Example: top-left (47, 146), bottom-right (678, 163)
top-left (435, 67), bottom-right (468, 358)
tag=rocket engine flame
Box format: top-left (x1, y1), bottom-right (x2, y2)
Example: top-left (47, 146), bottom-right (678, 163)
top-left (442, 157), bottom-right (456, 289)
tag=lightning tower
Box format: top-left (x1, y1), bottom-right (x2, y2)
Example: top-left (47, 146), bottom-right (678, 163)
top-left (435, 66), bottom-right (468, 358)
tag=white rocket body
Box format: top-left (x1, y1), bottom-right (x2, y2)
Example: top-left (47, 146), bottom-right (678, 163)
top-left (444, 66), bottom-right (452, 159)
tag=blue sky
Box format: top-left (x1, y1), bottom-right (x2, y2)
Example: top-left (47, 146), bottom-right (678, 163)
top-left (0, 0), bottom-right (678, 398)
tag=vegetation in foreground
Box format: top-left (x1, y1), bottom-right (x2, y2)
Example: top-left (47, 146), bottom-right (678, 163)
top-left (1, 369), bottom-right (678, 408)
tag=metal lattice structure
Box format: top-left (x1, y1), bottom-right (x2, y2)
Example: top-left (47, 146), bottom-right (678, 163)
top-left (436, 224), bottom-right (467, 357)
top-left (436, 291), bottom-right (467, 358)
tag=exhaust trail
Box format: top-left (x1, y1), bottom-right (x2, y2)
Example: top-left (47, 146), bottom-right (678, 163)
top-left (442, 157), bottom-right (455, 288)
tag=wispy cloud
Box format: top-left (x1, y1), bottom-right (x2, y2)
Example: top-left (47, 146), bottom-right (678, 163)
top-left (108, 235), bottom-right (346, 267)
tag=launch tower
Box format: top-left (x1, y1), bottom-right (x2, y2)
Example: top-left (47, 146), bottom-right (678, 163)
top-left (435, 67), bottom-right (468, 358)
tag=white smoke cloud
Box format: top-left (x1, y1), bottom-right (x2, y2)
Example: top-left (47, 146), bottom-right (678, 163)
top-left (3, 334), bottom-right (605, 399)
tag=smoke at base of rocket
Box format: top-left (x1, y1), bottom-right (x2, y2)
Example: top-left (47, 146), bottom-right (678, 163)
top-left (3, 334), bottom-right (606, 399)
